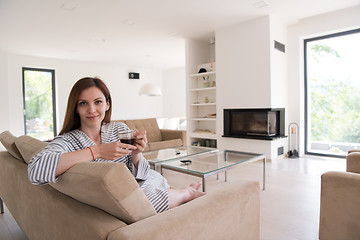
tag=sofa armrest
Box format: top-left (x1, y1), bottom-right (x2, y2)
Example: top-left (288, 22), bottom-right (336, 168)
top-left (160, 129), bottom-right (186, 146)
top-left (319, 171), bottom-right (360, 240)
top-left (0, 152), bottom-right (126, 240)
top-left (347, 152), bottom-right (360, 174)
top-left (108, 180), bottom-right (260, 240)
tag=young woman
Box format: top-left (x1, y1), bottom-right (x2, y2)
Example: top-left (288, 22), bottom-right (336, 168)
top-left (27, 77), bottom-right (205, 212)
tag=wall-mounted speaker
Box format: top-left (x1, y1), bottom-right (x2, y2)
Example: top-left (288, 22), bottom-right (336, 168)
top-left (129, 72), bottom-right (140, 79)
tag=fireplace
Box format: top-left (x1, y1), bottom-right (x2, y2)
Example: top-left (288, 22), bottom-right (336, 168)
top-left (223, 108), bottom-right (285, 140)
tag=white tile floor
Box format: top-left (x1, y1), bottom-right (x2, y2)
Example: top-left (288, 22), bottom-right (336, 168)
top-left (163, 154), bottom-right (346, 240)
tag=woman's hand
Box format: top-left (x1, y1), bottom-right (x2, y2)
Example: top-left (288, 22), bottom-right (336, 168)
top-left (92, 142), bottom-right (137, 160)
top-left (131, 130), bottom-right (148, 168)
top-left (132, 130), bottom-right (148, 154)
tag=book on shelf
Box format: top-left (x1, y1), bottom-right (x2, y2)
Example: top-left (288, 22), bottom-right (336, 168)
top-left (193, 129), bottom-right (216, 134)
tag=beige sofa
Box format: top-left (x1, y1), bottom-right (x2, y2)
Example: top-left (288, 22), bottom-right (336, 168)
top-left (112, 118), bottom-right (186, 151)
top-left (0, 131), bottom-right (260, 240)
top-left (319, 150), bottom-right (360, 240)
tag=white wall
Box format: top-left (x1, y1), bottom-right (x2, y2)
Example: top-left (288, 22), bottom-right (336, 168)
top-left (0, 52), bottom-right (185, 137)
top-left (269, 16), bottom-right (288, 109)
top-left (287, 5), bottom-right (360, 155)
top-left (0, 53), bottom-right (9, 135)
top-left (215, 16), bottom-right (288, 159)
top-left (269, 16), bottom-right (288, 158)
top-left (162, 67), bottom-right (186, 118)
top-left (0, 52), bottom-right (10, 150)
top-left (216, 16), bottom-right (271, 110)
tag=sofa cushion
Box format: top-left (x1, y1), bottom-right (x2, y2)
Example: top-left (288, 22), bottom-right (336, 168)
top-left (50, 161), bottom-right (156, 224)
top-left (0, 131), bottom-right (24, 162)
top-left (148, 139), bottom-right (183, 151)
top-left (347, 152), bottom-right (360, 174)
top-left (15, 135), bottom-right (48, 164)
top-left (125, 118), bottom-right (162, 143)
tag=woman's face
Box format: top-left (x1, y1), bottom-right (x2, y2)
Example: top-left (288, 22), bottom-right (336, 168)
top-left (76, 86), bottom-right (110, 129)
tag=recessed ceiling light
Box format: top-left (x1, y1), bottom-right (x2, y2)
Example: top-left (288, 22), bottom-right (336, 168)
top-left (87, 38), bottom-right (107, 43)
top-left (252, 0), bottom-right (269, 8)
top-left (122, 20), bottom-right (135, 26)
top-left (60, 2), bottom-right (77, 11)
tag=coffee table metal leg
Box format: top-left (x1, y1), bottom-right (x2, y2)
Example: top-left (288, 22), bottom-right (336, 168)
top-left (224, 151), bottom-right (228, 182)
top-left (0, 197), bottom-right (4, 214)
top-left (263, 157), bottom-right (266, 190)
top-left (202, 176), bottom-right (206, 192)
top-left (155, 163), bottom-right (162, 173)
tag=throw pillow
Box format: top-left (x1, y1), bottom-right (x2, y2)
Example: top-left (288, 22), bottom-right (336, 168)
top-left (50, 161), bottom-right (156, 224)
top-left (0, 131), bottom-right (24, 162)
top-left (15, 135), bottom-right (48, 164)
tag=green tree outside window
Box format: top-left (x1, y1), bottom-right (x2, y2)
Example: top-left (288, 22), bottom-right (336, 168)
top-left (23, 68), bottom-right (56, 141)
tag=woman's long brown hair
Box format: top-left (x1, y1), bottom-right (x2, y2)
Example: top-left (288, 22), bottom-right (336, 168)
top-left (59, 77), bottom-right (112, 135)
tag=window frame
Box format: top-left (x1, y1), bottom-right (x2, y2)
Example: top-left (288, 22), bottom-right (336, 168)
top-left (22, 67), bottom-right (57, 140)
top-left (304, 28), bottom-right (360, 158)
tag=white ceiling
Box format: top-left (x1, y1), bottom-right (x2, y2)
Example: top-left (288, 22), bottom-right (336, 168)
top-left (0, 0), bottom-right (359, 69)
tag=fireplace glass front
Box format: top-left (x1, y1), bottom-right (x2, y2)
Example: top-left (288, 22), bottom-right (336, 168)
top-left (231, 111), bottom-right (276, 136)
top-left (223, 108), bottom-right (285, 140)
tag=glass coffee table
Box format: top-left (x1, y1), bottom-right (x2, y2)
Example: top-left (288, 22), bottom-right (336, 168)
top-left (142, 146), bottom-right (217, 172)
top-left (160, 150), bottom-right (266, 192)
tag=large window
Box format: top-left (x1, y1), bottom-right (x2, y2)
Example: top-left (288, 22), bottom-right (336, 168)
top-left (305, 29), bottom-right (360, 157)
top-left (22, 68), bottom-right (57, 141)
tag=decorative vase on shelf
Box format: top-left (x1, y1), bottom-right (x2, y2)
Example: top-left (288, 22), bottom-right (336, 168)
top-left (202, 76), bottom-right (210, 88)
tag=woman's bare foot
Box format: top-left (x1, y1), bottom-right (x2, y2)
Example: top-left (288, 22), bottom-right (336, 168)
top-left (190, 182), bottom-right (202, 190)
top-left (168, 182), bottom-right (206, 209)
top-left (186, 182), bottom-right (206, 202)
